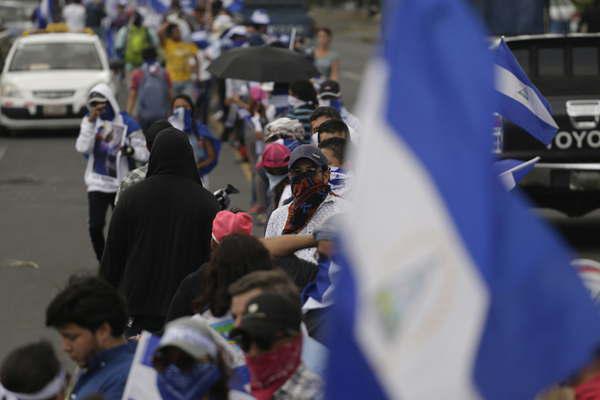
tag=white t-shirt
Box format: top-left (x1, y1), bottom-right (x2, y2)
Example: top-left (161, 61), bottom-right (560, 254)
top-left (63, 4), bottom-right (86, 32)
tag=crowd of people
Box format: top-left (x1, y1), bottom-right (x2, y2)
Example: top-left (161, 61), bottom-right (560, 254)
top-left (0, 1), bottom-right (361, 399)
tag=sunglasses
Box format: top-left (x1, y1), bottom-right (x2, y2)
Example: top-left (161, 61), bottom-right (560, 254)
top-left (232, 332), bottom-right (275, 353)
top-left (289, 166), bottom-right (319, 176)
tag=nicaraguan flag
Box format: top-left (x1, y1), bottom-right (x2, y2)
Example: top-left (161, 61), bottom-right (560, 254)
top-left (326, 0), bottom-right (600, 399)
top-left (494, 39), bottom-right (558, 145)
top-left (493, 156), bottom-right (539, 191)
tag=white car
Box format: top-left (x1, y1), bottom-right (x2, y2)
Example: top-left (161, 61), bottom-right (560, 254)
top-left (0, 32), bottom-right (113, 133)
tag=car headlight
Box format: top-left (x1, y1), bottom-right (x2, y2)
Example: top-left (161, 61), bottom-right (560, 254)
top-left (0, 83), bottom-right (23, 98)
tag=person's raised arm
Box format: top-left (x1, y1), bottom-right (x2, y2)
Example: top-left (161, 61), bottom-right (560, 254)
top-left (260, 235), bottom-right (317, 257)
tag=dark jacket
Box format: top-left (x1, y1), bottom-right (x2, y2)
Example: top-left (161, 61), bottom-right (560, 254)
top-left (71, 342), bottom-right (135, 400)
top-left (100, 129), bottom-right (218, 317)
top-left (165, 263), bottom-right (208, 323)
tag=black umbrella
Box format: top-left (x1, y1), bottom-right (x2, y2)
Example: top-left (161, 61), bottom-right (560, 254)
top-left (207, 46), bottom-right (319, 83)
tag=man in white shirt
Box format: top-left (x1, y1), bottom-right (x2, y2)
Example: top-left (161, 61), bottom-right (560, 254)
top-left (62, 0), bottom-right (86, 32)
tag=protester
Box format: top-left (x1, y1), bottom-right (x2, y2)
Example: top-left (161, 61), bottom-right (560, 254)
top-left (62, 0), bottom-right (86, 32)
top-left (45, 276), bottom-right (134, 400)
top-left (152, 317), bottom-right (246, 400)
top-left (230, 292), bottom-right (324, 399)
top-left (259, 142), bottom-right (292, 211)
top-left (115, 12), bottom-right (159, 71)
top-left (315, 119), bottom-right (349, 144)
top-left (309, 106), bottom-right (341, 136)
top-left (110, 0), bottom-right (130, 31)
top-left (229, 270), bottom-right (329, 377)
top-left (264, 117), bottom-right (305, 151)
top-left (246, 9), bottom-right (270, 46)
top-left (159, 22), bottom-right (199, 97)
top-left (317, 80), bottom-right (360, 133)
top-left (0, 341), bottom-right (66, 400)
top-left (100, 129), bottom-right (218, 335)
top-left (127, 47), bottom-right (172, 130)
top-left (166, 211), bottom-right (254, 322)
top-left (287, 81), bottom-right (319, 139)
top-left (319, 137), bottom-right (352, 196)
top-left (168, 94), bottom-right (221, 187)
top-left (265, 144), bottom-right (346, 263)
top-left (312, 27), bottom-right (340, 81)
top-left (85, 0), bottom-right (106, 38)
top-left (115, 119), bottom-right (172, 203)
top-left (193, 234), bottom-right (275, 329)
top-left (75, 83), bottom-right (148, 261)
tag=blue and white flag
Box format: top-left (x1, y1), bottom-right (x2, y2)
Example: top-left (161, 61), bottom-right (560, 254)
top-left (494, 39), bottom-right (558, 145)
top-left (493, 156), bottom-right (539, 191)
top-left (326, 0), bottom-right (600, 399)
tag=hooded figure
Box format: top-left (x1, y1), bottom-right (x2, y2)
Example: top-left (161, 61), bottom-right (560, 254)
top-left (75, 83), bottom-right (148, 261)
top-left (100, 129), bottom-right (219, 335)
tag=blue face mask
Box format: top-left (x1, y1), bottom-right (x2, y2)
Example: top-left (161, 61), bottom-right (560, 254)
top-left (100, 102), bottom-right (115, 121)
top-left (169, 107), bottom-right (194, 133)
top-left (156, 363), bottom-right (221, 400)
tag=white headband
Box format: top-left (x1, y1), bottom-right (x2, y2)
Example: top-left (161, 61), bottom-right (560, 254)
top-left (0, 369), bottom-right (65, 400)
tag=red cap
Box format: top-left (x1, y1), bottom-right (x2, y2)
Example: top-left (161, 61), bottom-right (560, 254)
top-left (257, 143), bottom-right (291, 169)
top-left (212, 211), bottom-right (253, 243)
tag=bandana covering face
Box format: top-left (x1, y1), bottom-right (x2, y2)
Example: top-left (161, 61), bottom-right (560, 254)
top-left (245, 335), bottom-right (302, 400)
top-left (283, 171), bottom-right (330, 234)
top-left (156, 362), bottom-right (221, 400)
top-left (169, 107), bottom-right (194, 134)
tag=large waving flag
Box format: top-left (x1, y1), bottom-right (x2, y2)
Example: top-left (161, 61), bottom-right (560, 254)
top-left (326, 0), bottom-right (600, 399)
top-left (494, 39), bottom-right (559, 145)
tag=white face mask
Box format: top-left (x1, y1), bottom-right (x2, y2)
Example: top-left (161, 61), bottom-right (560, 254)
top-left (265, 172), bottom-right (287, 191)
top-left (287, 95), bottom-right (305, 108)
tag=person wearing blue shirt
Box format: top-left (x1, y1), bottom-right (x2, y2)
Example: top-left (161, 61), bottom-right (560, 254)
top-left (45, 276), bottom-right (135, 400)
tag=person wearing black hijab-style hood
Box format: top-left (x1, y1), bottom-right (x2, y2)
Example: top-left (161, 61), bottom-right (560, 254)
top-left (100, 128), bottom-right (219, 335)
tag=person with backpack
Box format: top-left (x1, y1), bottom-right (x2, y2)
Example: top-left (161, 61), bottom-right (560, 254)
top-left (127, 47), bottom-right (172, 130)
top-left (115, 12), bottom-right (159, 71)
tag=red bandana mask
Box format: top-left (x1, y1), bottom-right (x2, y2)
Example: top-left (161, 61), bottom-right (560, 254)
top-left (245, 335), bottom-right (303, 400)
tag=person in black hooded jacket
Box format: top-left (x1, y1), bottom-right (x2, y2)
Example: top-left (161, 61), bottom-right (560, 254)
top-left (100, 128), bottom-right (218, 335)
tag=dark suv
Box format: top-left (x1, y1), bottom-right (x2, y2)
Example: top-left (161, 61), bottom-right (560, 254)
top-left (501, 34), bottom-right (600, 216)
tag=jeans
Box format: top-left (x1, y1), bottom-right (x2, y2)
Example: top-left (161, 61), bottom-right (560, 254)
top-left (87, 191), bottom-right (116, 261)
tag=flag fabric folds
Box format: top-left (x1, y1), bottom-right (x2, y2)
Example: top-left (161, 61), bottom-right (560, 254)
top-left (494, 39), bottom-right (559, 145)
top-left (326, 0), bottom-right (600, 399)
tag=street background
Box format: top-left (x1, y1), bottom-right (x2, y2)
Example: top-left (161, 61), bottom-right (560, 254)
top-left (0, 7), bottom-right (378, 360)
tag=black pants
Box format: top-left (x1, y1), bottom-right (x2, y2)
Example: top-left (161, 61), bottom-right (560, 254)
top-left (87, 191), bottom-right (116, 261)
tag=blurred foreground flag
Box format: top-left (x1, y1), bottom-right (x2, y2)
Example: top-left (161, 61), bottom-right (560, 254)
top-left (326, 0), bottom-right (600, 399)
top-left (494, 39), bottom-right (558, 145)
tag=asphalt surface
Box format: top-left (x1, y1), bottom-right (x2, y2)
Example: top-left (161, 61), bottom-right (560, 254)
top-left (0, 10), bottom-right (377, 359)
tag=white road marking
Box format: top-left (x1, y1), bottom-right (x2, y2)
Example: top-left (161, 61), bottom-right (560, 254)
top-left (342, 70), bottom-right (363, 82)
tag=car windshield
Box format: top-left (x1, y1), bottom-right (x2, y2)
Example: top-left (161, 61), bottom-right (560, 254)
top-left (9, 42), bottom-right (103, 71)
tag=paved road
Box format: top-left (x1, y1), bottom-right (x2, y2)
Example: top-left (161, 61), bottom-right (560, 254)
top-left (0, 13), bottom-right (376, 358)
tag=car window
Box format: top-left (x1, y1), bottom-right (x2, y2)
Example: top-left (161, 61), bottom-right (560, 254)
top-left (573, 46), bottom-right (599, 76)
top-left (538, 48), bottom-right (565, 76)
top-left (512, 49), bottom-right (530, 75)
top-left (9, 42), bottom-right (103, 71)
